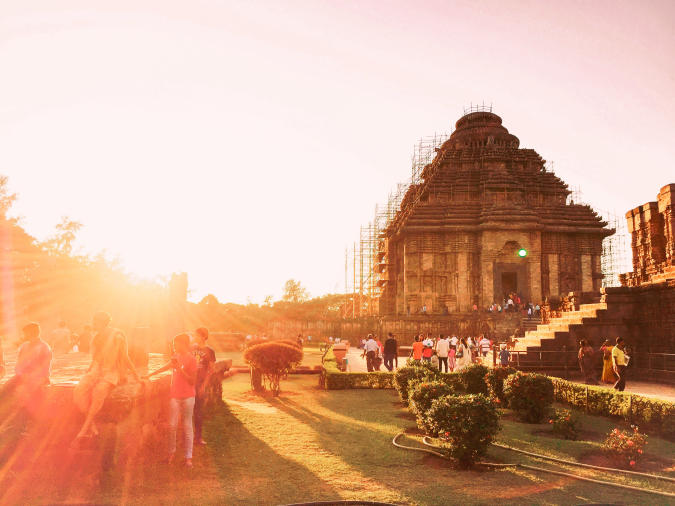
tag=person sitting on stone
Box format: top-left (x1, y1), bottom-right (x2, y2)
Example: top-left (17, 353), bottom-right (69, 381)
top-left (73, 311), bottom-right (141, 443)
top-left (0, 323), bottom-right (52, 431)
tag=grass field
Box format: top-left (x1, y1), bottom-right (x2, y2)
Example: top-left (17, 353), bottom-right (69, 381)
top-left (83, 369), bottom-right (675, 506)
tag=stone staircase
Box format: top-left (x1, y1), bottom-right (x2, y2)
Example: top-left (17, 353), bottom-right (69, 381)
top-left (514, 302), bottom-right (607, 352)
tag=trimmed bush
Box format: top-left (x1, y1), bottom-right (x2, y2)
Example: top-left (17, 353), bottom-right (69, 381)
top-left (603, 425), bottom-right (648, 468)
top-left (243, 342), bottom-right (303, 396)
top-left (549, 408), bottom-right (580, 440)
top-left (459, 364), bottom-right (489, 395)
top-left (550, 377), bottom-right (675, 438)
top-left (393, 362), bottom-right (440, 405)
top-left (408, 380), bottom-right (459, 433)
top-left (485, 366), bottom-right (517, 406)
top-left (428, 394), bottom-right (501, 468)
top-left (503, 372), bottom-right (554, 423)
top-left (321, 349), bottom-right (394, 389)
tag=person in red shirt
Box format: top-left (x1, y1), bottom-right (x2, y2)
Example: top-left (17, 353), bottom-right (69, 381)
top-left (146, 333), bottom-right (197, 467)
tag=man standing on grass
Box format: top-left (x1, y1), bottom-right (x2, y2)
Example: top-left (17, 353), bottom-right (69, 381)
top-left (362, 334), bottom-right (378, 372)
top-left (612, 336), bottom-right (629, 391)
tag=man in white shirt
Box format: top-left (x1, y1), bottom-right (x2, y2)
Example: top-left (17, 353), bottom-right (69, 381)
top-left (436, 335), bottom-right (450, 373)
top-left (361, 334), bottom-right (379, 372)
top-left (479, 335), bottom-right (491, 357)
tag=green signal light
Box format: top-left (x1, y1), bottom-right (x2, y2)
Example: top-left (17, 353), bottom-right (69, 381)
top-left (518, 248), bottom-right (528, 258)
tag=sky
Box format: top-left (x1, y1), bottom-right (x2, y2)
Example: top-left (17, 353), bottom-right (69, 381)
top-left (0, 0), bottom-right (673, 303)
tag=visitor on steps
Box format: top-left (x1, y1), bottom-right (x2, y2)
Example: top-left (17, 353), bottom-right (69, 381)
top-left (435, 335), bottom-right (450, 373)
top-left (73, 312), bottom-right (141, 444)
top-left (146, 333), bottom-right (198, 467)
top-left (362, 334), bottom-right (378, 372)
top-left (612, 337), bottom-right (629, 392)
top-left (193, 327), bottom-right (216, 446)
top-left (383, 333), bottom-right (398, 371)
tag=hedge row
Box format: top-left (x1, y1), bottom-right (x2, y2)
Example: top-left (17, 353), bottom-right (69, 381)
top-left (550, 377), bottom-right (675, 438)
top-left (321, 349), bottom-right (395, 390)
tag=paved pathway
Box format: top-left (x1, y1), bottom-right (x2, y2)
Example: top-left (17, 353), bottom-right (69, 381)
top-left (343, 347), bottom-right (675, 402)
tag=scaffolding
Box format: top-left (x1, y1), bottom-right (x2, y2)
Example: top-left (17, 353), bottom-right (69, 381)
top-left (344, 132), bottom-right (450, 318)
top-left (565, 185), bottom-right (630, 287)
top-left (601, 210), bottom-right (630, 288)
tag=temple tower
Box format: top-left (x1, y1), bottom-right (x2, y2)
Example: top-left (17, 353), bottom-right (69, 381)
top-left (378, 110), bottom-right (612, 315)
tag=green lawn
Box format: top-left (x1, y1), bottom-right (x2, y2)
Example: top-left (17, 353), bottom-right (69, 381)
top-left (88, 373), bottom-right (674, 506)
top-left (216, 346), bottom-right (324, 368)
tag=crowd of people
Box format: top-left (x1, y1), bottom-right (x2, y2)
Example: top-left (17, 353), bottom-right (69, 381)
top-left (0, 312), bottom-right (217, 469)
top-left (358, 332), bottom-right (509, 373)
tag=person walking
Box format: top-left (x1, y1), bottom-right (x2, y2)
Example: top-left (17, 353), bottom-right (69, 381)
top-left (383, 333), bottom-right (398, 372)
top-left (421, 335), bottom-right (434, 363)
top-left (454, 337), bottom-right (471, 371)
top-left (612, 337), bottom-right (629, 391)
top-left (362, 334), bottom-right (379, 372)
top-left (578, 340), bottom-right (597, 384)
top-left (435, 335), bottom-right (450, 373)
top-left (411, 335), bottom-right (424, 362)
top-left (498, 343), bottom-right (510, 367)
top-left (479, 335), bottom-right (491, 358)
top-left (146, 333), bottom-right (198, 467)
top-left (600, 339), bottom-right (617, 384)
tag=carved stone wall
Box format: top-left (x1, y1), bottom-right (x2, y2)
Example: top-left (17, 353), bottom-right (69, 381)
top-left (621, 183), bottom-right (675, 287)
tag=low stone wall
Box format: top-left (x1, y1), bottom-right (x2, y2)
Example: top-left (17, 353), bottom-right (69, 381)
top-left (0, 353), bottom-right (232, 488)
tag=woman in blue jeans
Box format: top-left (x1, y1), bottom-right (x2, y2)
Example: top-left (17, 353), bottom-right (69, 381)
top-left (146, 333), bottom-right (197, 467)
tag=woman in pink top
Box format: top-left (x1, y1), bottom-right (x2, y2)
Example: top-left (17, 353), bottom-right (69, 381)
top-left (146, 333), bottom-right (197, 467)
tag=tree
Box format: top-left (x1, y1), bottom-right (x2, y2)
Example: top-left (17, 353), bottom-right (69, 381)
top-left (0, 175), bottom-right (17, 220)
top-left (42, 216), bottom-right (82, 256)
top-left (282, 279), bottom-right (309, 303)
top-left (199, 294), bottom-right (220, 306)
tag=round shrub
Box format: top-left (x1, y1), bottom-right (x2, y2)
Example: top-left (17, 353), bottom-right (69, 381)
top-left (408, 380), bottom-right (459, 433)
top-left (485, 366), bottom-right (517, 406)
top-left (459, 364), bottom-right (489, 395)
top-left (393, 362), bottom-right (440, 406)
top-left (503, 372), bottom-right (554, 423)
top-left (243, 342), bottom-right (303, 396)
top-left (549, 408), bottom-right (580, 440)
top-left (603, 425), bottom-right (648, 468)
top-left (427, 394), bottom-right (501, 468)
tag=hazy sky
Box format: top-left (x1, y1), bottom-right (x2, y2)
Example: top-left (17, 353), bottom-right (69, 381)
top-left (0, 0), bottom-right (673, 303)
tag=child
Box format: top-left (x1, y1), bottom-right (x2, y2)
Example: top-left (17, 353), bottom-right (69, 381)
top-left (146, 333), bottom-right (197, 467)
top-left (499, 343), bottom-right (510, 367)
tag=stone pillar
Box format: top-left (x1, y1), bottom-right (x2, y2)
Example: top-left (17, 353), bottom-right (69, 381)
top-left (548, 253), bottom-right (559, 296)
top-left (580, 254), bottom-right (593, 292)
top-left (481, 259), bottom-right (494, 306)
top-left (457, 252), bottom-right (470, 311)
top-left (528, 254), bottom-right (543, 303)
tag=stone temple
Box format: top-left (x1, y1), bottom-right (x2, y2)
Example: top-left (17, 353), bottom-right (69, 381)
top-left (378, 110), bottom-right (613, 315)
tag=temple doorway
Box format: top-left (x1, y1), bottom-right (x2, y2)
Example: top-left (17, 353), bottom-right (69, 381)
top-left (501, 272), bottom-right (518, 295)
